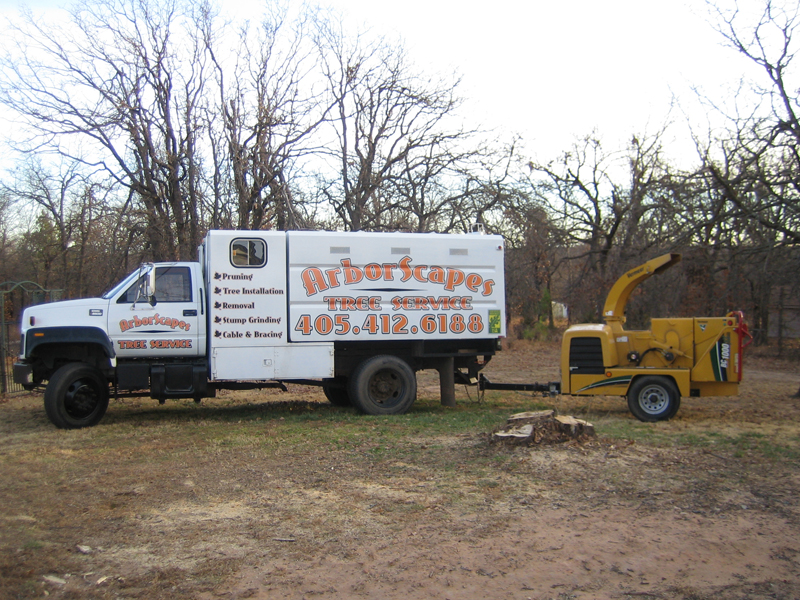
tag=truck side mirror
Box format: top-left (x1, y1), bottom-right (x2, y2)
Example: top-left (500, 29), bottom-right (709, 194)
top-left (133, 264), bottom-right (158, 308)
top-left (146, 268), bottom-right (157, 306)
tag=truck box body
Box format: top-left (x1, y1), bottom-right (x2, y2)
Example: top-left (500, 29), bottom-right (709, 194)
top-left (203, 231), bottom-right (334, 381)
top-left (286, 231), bottom-right (505, 342)
top-left (201, 230), bottom-right (505, 381)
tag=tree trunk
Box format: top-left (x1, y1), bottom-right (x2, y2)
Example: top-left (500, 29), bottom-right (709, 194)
top-left (491, 410), bottom-right (595, 445)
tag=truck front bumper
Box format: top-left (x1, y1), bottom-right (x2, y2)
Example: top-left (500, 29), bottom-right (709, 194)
top-left (13, 362), bottom-right (33, 386)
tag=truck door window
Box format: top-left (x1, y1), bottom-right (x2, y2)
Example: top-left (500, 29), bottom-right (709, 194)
top-left (117, 266), bottom-right (193, 303)
top-left (231, 239), bottom-right (267, 267)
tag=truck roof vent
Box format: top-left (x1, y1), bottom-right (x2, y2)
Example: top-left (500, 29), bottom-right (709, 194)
top-left (329, 246), bottom-right (350, 254)
top-left (391, 247), bottom-right (410, 254)
top-left (450, 248), bottom-right (468, 256)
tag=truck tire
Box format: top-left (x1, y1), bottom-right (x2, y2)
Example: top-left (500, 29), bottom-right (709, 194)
top-left (44, 363), bottom-right (110, 429)
top-left (348, 355), bottom-right (417, 415)
top-left (323, 380), bottom-right (351, 407)
top-left (627, 376), bottom-right (680, 422)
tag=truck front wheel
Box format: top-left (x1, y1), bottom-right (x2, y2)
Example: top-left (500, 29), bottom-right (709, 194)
top-left (348, 355), bottom-right (416, 415)
top-left (323, 379), bottom-right (352, 407)
top-left (627, 376), bottom-right (680, 422)
top-left (44, 363), bottom-right (110, 429)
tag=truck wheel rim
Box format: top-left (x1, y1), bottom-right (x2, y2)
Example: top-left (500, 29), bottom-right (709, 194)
top-left (639, 385), bottom-right (668, 414)
top-left (368, 369), bottom-right (402, 406)
top-left (64, 379), bottom-right (101, 420)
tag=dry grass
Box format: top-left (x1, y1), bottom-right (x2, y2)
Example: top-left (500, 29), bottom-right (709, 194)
top-left (0, 340), bottom-right (798, 599)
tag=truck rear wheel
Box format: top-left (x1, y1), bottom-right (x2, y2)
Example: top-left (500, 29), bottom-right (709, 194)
top-left (627, 376), bottom-right (680, 422)
top-left (44, 363), bottom-right (110, 429)
top-left (348, 355), bottom-right (416, 415)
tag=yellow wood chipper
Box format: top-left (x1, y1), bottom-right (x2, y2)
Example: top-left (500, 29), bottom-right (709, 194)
top-left (481, 253), bottom-right (752, 421)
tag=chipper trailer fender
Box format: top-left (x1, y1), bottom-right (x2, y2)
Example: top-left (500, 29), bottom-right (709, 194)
top-left (480, 253), bottom-right (752, 422)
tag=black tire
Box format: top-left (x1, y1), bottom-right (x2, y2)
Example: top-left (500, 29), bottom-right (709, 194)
top-left (44, 363), bottom-right (109, 429)
top-left (627, 376), bottom-right (680, 422)
top-left (323, 380), bottom-right (351, 407)
top-left (348, 355), bottom-right (417, 415)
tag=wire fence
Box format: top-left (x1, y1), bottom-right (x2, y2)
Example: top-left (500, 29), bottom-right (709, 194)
top-left (2, 348), bottom-right (23, 395)
top-left (1, 283), bottom-right (62, 396)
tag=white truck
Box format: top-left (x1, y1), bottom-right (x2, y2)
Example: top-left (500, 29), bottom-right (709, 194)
top-left (14, 230), bottom-right (506, 428)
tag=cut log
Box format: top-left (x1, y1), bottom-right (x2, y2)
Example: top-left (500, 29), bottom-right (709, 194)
top-left (554, 414), bottom-right (595, 438)
top-left (507, 410), bottom-right (556, 425)
top-left (491, 410), bottom-right (594, 446)
top-left (492, 424), bottom-right (534, 439)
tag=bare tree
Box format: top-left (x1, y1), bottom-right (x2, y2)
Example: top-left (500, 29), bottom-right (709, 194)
top-left (497, 197), bottom-right (565, 334)
top-left (1, 159), bottom-right (131, 298)
top-left (0, 0), bottom-right (216, 260)
top-left (691, 0), bottom-right (800, 351)
top-left (0, 191), bottom-right (15, 283)
top-left (204, 5), bottom-right (330, 231)
top-left (527, 133), bottom-right (678, 321)
top-left (383, 145), bottom-right (468, 232)
top-left (375, 138), bottom-right (520, 233)
top-left (3, 161), bottom-right (85, 293)
top-left (701, 0), bottom-right (800, 243)
top-left (314, 21), bottom-right (467, 231)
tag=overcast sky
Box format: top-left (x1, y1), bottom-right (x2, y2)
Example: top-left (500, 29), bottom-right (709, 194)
top-left (320, 0), bottom-right (760, 161)
top-left (1, 0), bottom-right (762, 163)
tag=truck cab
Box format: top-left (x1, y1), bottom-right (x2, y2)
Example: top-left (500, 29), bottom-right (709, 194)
top-left (15, 262), bottom-right (208, 428)
top-left (17, 263), bottom-right (206, 379)
top-left (106, 263), bottom-right (206, 358)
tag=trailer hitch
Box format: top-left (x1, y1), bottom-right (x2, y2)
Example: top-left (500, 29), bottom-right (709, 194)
top-left (478, 374), bottom-right (560, 396)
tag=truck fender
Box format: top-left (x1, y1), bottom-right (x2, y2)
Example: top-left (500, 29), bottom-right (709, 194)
top-left (24, 326), bottom-right (116, 359)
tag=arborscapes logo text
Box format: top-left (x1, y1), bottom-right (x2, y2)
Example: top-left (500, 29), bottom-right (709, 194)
top-left (119, 314), bottom-right (192, 332)
top-left (300, 257), bottom-right (496, 297)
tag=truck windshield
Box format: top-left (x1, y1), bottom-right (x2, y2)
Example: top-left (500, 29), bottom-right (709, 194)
top-left (116, 266), bottom-right (191, 304)
top-left (101, 269), bottom-right (142, 300)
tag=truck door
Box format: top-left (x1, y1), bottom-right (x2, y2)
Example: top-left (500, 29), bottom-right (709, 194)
top-left (108, 264), bottom-right (204, 358)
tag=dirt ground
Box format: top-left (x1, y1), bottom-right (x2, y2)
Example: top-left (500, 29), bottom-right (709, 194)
top-left (1, 341), bottom-right (799, 600)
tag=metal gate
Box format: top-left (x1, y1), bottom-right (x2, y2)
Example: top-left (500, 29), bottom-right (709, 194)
top-left (1, 282), bottom-right (62, 395)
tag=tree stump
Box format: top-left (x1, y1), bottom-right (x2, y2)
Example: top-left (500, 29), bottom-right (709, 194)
top-left (491, 410), bottom-right (595, 445)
